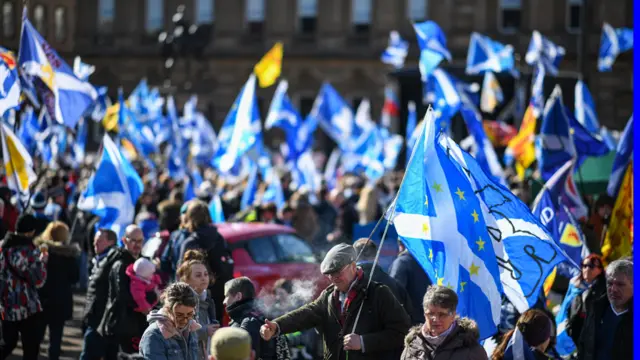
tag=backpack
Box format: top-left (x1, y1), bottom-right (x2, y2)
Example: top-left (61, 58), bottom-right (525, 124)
top-left (187, 228), bottom-right (234, 283)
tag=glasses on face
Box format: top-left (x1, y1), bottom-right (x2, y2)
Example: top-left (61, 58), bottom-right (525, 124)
top-left (174, 311), bottom-right (195, 322)
top-left (326, 265), bottom-right (349, 280)
top-left (425, 311), bottom-right (452, 321)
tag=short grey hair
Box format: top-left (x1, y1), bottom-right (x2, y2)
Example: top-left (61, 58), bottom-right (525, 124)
top-left (423, 285), bottom-right (458, 314)
top-left (162, 282), bottom-right (199, 310)
top-left (606, 259), bottom-right (634, 282)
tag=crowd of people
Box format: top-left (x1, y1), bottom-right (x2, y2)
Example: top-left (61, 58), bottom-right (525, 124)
top-left (0, 167), bottom-right (633, 360)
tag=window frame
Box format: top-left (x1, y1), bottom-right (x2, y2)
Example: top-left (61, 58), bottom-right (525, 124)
top-left (97, 0), bottom-right (114, 34)
top-left (145, 0), bottom-right (164, 35)
top-left (351, 0), bottom-right (372, 35)
top-left (2, 1), bottom-right (15, 39)
top-left (296, 0), bottom-right (317, 35)
top-left (497, 0), bottom-right (521, 34)
top-left (53, 6), bottom-right (66, 42)
top-left (33, 4), bottom-right (46, 37)
top-left (195, 0), bottom-right (215, 25)
top-left (246, 236), bottom-right (280, 264)
top-left (272, 234), bottom-right (317, 264)
top-left (406, 0), bottom-right (428, 23)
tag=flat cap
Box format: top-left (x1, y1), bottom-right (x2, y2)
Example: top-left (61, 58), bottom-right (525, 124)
top-left (321, 243), bottom-right (356, 274)
top-left (211, 327), bottom-right (252, 360)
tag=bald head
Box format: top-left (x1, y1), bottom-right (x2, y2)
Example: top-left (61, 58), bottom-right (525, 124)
top-left (123, 224), bottom-right (143, 258)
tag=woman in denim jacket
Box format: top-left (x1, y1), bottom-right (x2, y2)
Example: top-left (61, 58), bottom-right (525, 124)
top-left (139, 282), bottom-right (201, 360)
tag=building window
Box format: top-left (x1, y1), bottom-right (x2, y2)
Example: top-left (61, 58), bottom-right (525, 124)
top-left (297, 0), bottom-right (316, 35)
top-left (351, 0), bottom-right (371, 34)
top-left (245, 0), bottom-right (264, 35)
top-left (195, 0), bottom-right (214, 24)
top-left (33, 4), bottom-right (46, 36)
top-left (407, 0), bottom-right (427, 22)
top-left (2, 2), bottom-right (15, 38)
top-left (54, 7), bottom-right (66, 42)
top-left (499, 0), bottom-right (521, 33)
top-left (566, 0), bottom-right (582, 33)
top-left (146, 0), bottom-right (164, 34)
top-left (97, 0), bottom-right (114, 33)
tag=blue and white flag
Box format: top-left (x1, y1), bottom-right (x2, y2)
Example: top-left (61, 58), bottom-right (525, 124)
top-left (598, 22), bottom-right (634, 72)
top-left (19, 9), bottom-right (98, 128)
top-left (525, 30), bottom-right (565, 75)
top-left (607, 116), bottom-right (633, 197)
top-left (600, 127), bottom-right (617, 151)
top-left (265, 80), bottom-right (311, 162)
top-left (536, 86), bottom-right (576, 182)
top-left (0, 47), bottom-right (20, 117)
top-left (213, 74), bottom-right (262, 173)
top-left (262, 167), bottom-right (285, 210)
top-left (191, 113), bottom-right (217, 166)
top-left (568, 109), bottom-right (610, 159)
top-left (406, 101), bottom-right (418, 165)
top-left (442, 134), bottom-right (571, 314)
top-left (77, 134), bottom-right (144, 238)
top-left (555, 282), bottom-right (584, 357)
top-left (393, 109), bottom-right (503, 340)
top-left (72, 56), bottom-right (95, 81)
top-left (308, 83), bottom-right (354, 147)
top-left (72, 117), bottom-right (87, 168)
top-left (381, 30), bottom-right (409, 69)
top-left (465, 32), bottom-right (515, 75)
top-left (501, 328), bottom-right (537, 360)
top-left (480, 71), bottom-right (503, 113)
top-left (240, 163), bottom-right (259, 211)
top-left (426, 68), bottom-right (461, 133)
top-left (574, 80), bottom-right (600, 134)
top-left (209, 192), bottom-right (226, 224)
top-left (413, 21), bottom-right (451, 81)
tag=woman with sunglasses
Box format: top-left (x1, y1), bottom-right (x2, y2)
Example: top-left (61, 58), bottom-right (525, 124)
top-left (139, 282), bottom-right (202, 360)
top-left (565, 254), bottom-right (606, 347)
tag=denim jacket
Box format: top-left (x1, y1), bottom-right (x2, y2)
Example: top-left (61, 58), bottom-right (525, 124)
top-left (139, 309), bottom-right (201, 360)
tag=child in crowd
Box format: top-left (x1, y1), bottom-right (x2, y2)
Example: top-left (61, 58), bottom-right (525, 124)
top-left (127, 257), bottom-right (162, 314)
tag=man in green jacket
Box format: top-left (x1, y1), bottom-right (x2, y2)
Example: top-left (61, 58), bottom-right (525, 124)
top-left (260, 243), bottom-right (411, 360)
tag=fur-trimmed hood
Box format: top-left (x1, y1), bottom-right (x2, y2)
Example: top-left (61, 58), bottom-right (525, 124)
top-left (34, 238), bottom-right (80, 258)
top-left (402, 317), bottom-right (484, 360)
top-left (147, 308), bottom-right (202, 339)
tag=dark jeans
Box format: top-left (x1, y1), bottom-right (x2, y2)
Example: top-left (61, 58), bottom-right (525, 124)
top-left (0, 312), bottom-right (45, 360)
top-left (80, 326), bottom-right (105, 360)
top-left (42, 311), bottom-right (67, 360)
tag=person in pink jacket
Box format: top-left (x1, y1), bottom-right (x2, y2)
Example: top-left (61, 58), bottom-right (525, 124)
top-left (126, 257), bottom-right (162, 313)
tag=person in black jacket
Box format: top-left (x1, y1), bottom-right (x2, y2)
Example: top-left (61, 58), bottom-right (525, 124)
top-left (98, 225), bottom-right (145, 359)
top-left (80, 228), bottom-right (118, 360)
top-left (34, 221), bottom-right (80, 360)
top-left (178, 200), bottom-right (233, 322)
top-left (224, 277), bottom-right (277, 360)
top-left (353, 238), bottom-right (413, 314)
top-left (389, 240), bottom-right (432, 325)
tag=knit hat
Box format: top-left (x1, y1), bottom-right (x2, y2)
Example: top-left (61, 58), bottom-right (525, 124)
top-left (133, 257), bottom-right (156, 281)
top-left (30, 192), bottom-right (47, 210)
top-left (211, 327), bottom-right (252, 360)
top-left (518, 309), bottom-right (552, 347)
top-left (16, 214), bottom-right (37, 234)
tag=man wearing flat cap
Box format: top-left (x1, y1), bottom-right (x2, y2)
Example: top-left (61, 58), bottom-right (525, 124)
top-left (260, 243), bottom-right (410, 360)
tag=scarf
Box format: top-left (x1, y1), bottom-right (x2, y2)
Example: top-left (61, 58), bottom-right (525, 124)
top-left (422, 320), bottom-right (456, 347)
top-left (332, 267), bottom-right (364, 325)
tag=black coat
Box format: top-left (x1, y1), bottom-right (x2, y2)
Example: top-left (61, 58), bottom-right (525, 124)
top-left (578, 294), bottom-right (633, 360)
top-left (228, 298), bottom-right (277, 360)
top-left (566, 275), bottom-right (606, 347)
top-left (35, 239), bottom-right (80, 321)
top-left (83, 246), bottom-right (121, 329)
top-left (359, 262), bottom-right (413, 317)
top-left (390, 250), bottom-right (432, 324)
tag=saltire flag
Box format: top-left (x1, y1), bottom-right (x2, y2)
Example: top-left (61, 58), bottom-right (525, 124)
top-left (240, 163), bottom-right (259, 211)
top-left (536, 86), bottom-right (576, 182)
top-left (600, 127), bottom-right (617, 151)
top-left (209, 191), bottom-right (226, 224)
top-left (607, 116), bottom-right (633, 197)
top-left (254, 42), bottom-right (283, 88)
top-left (17, 105), bottom-right (43, 154)
top-left (406, 101), bottom-right (418, 165)
top-left (265, 80), bottom-right (309, 163)
top-left (574, 80), bottom-right (600, 134)
top-left (191, 113), bottom-right (218, 166)
top-left (412, 21), bottom-right (451, 80)
top-left (323, 148), bottom-right (341, 190)
top-left (1, 123), bottom-right (36, 199)
top-left (393, 108), bottom-right (503, 340)
top-left (555, 281), bottom-right (584, 357)
top-left (72, 56), bottom-right (95, 81)
top-left (532, 160), bottom-right (590, 278)
top-left (381, 30), bottom-right (409, 69)
top-left (18, 8), bottom-right (98, 128)
top-left (308, 83), bottom-right (354, 147)
top-left (525, 30), bottom-right (565, 75)
top-left (567, 108), bottom-right (610, 159)
top-left (442, 134), bottom-right (573, 314)
top-left (72, 117), bottom-right (87, 168)
top-left (0, 47), bottom-right (21, 117)
top-left (601, 163), bottom-right (633, 264)
top-left (425, 68), bottom-right (461, 133)
top-left (465, 32), bottom-right (515, 75)
top-left (500, 327), bottom-right (537, 360)
top-left (77, 134), bottom-right (144, 238)
top-left (598, 22), bottom-right (634, 72)
top-left (381, 85), bottom-right (400, 129)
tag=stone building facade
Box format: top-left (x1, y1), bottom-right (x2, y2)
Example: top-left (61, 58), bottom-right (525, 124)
top-left (0, 0), bottom-right (633, 142)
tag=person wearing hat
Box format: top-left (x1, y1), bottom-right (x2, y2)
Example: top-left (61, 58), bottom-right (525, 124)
top-left (30, 191), bottom-right (51, 237)
top-left (260, 243), bottom-right (411, 360)
top-left (210, 327), bottom-right (255, 360)
top-left (0, 214), bottom-right (49, 359)
top-left (44, 186), bottom-right (70, 227)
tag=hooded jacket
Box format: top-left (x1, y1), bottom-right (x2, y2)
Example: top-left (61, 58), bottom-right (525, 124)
top-left (195, 290), bottom-right (216, 360)
top-left (401, 318), bottom-right (488, 360)
top-left (125, 262), bottom-right (162, 313)
top-left (34, 238), bottom-right (80, 320)
top-left (0, 232), bottom-right (47, 321)
top-left (227, 298), bottom-right (276, 360)
top-left (139, 309), bottom-right (201, 360)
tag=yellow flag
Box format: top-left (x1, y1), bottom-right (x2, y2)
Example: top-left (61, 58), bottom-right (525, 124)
top-left (102, 102), bottom-right (121, 132)
top-left (1, 123), bottom-right (36, 195)
top-left (506, 105), bottom-right (537, 179)
top-left (543, 266), bottom-right (557, 297)
top-left (602, 163), bottom-right (633, 264)
top-left (254, 42), bottom-right (283, 88)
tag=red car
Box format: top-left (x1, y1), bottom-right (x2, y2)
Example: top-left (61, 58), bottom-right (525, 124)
top-left (217, 222), bottom-right (330, 295)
